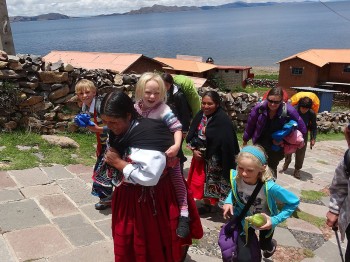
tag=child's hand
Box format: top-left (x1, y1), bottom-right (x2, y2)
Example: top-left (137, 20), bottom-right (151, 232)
top-left (256, 213), bottom-right (272, 230)
top-left (87, 123), bottom-right (102, 133)
top-left (165, 145), bottom-right (180, 158)
top-left (223, 204), bottom-right (233, 219)
top-left (192, 149), bottom-right (203, 160)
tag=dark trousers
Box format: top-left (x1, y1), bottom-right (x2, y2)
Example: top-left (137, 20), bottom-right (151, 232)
top-left (267, 149), bottom-right (285, 178)
top-left (284, 140), bottom-right (308, 170)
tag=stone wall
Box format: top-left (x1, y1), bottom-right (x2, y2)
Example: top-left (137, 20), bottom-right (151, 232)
top-left (0, 51), bottom-right (349, 134)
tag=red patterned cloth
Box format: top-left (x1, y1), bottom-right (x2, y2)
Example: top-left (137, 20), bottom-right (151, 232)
top-left (187, 157), bottom-right (219, 206)
top-left (111, 172), bottom-right (203, 262)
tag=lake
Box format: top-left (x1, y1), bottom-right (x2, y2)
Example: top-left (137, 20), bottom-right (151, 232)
top-left (10, 1), bottom-right (350, 67)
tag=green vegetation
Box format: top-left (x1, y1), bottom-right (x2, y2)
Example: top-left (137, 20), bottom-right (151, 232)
top-left (303, 249), bottom-right (315, 258)
top-left (0, 130), bottom-right (96, 171)
top-left (316, 132), bottom-right (345, 141)
top-left (254, 74), bottom-right (278, 80)
top-left (300, 190), bottom-right (326, 202)
top-left (292, 209), bottom-right (326, 229)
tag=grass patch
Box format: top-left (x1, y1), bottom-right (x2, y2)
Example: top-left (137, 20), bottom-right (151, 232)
top-left (300, 190), bottom-right (326, 202)
top-left (0, 130), bottom-right (96, 171)
top-left (303, 248), bottom-right (314, 258)
top-left (316, 160), bottom-right (329, 165)
top-left (292, 210), bottom-right (326, 229)
top-left (192, 239), bottom-right (200, 247)
top-left (254, 74), bottom-right (279, 80)
top-left (316, 132), bottom-right (345, 141)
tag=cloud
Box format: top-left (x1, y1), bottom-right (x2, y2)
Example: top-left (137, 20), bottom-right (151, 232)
top-left (6, 0), bottom-right (325, 17)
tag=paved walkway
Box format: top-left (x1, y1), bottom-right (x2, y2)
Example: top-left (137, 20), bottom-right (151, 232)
top-left (0, 140), bottom-right (348, 261)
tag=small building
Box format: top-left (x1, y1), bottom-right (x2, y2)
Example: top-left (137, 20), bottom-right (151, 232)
top-left (214, 65), bottom-right (252, 89)
top-left (154, 56), bottom-right (217, 78)
top-left (43, 51), bottom-right (166, 74)
top-left (278, 49), bottom-right (350, 96)
top-left (291, 86), bottom-right (339, 112)
top-left (154, 55), bottom-right (252, 90)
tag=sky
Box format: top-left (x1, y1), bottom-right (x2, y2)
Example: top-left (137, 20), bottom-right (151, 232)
top-left (6, 0), bottom-right (340, 17)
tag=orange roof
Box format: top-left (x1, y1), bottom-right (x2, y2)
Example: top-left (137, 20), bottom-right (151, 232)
top-left (154, 57), bottom-right (216, 73)
top-left (278, 49), bottom-right (350, 67)
top-left (43, 51), bottom-right (148, 73)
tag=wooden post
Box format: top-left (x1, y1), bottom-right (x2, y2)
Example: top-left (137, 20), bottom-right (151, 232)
top-left (0, 0), bottom-right (15, 55)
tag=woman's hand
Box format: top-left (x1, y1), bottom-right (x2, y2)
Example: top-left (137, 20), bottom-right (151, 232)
top-left (223, 204), bottom-right (233, 219)
top-left (192, 149), bottom-right (203, 160)
top-left (104, 148), bottom-right (121, 168)
top-left (257, 213), bottom-right (272, 230)
top-left (165, 144), bottom-right (180, 158)
top-left (326, 211), bottom-right (339, 228)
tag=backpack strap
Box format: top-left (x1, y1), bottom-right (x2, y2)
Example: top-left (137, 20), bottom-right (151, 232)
top-left (344, 149), bottom-right (350, 178)
top-left (281, 102), bottom-right (288, 118)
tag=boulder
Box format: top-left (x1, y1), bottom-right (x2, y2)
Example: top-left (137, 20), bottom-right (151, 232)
top-left (41, 135), bottom-right (79, 148)
top-left (38, 71), bottom-right (68, 83)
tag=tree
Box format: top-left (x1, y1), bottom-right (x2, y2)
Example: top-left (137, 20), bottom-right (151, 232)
top-left (0, 0), bottom-right (15, 55)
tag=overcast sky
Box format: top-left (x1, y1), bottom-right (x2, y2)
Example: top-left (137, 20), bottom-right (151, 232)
top-left (6, 0), bottom-right (338, 17)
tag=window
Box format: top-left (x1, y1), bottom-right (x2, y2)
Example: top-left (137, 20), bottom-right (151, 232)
top-left (344, 65), bottom-right (350, 73)
top-left (225, 69), bottom-right (229, 73)
top-left (235, 70), bottom-right (239, 73)
top-left (291, 67), bottom-right (303, 75)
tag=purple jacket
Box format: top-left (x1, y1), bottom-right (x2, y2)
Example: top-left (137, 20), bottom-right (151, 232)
top-left (243, 101), bottom-right (307, 144)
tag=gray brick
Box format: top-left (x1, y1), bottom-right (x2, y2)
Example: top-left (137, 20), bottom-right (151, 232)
top-left (9, 168), bottom-right (50, 187)
top-left (41, 165), bottom-right (74, 180)
top-left (0, 189), bottom-right (24, 202)
top-left (56, 178), bottom-right (95, 206)
top-left (0, 199), bottom-right (49, 231)
top-left (53, 214), bottom-right (104, 246)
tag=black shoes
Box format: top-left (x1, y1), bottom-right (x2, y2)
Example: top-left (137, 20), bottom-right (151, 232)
top-left (263, 239), bottom-right (277, 258)
top-left (176, 216), bottom-right (190, 238)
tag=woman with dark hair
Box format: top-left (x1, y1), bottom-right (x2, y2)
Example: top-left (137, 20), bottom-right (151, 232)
top-left (186, 90), bottom-right (240, 213)
top-left (100, 91), bottom-right (203, 262)
top-left (243, 87), bottom-right (307, 178)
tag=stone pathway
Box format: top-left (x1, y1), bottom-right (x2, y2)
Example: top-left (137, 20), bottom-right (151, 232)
top-left (0, 140), bottom-right (348, 261)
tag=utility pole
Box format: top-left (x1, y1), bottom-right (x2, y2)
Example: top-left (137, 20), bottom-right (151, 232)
top-left (0, 0), bottom-right (15, 55)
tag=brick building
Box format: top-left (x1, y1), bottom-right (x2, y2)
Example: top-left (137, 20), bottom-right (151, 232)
top-left (278, 49), bottom-right (350, 96)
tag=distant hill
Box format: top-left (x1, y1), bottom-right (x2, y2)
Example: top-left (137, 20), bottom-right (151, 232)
top-left (126, 4), bottom-right (200, 15)
top-left (10, 13), bottom-right (69, 22)
top-left (9, 2), bottom-right (284, 21)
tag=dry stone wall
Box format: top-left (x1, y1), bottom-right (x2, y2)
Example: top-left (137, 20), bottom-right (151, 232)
top-left (0, 51), bottom-right (349, 134)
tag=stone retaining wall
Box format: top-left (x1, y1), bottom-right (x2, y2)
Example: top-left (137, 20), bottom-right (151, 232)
top-left (0, 51), bottom-right (349, 134)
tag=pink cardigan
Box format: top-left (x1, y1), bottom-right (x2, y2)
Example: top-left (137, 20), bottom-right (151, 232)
top-left (282, 130), bottom-right (305, 154)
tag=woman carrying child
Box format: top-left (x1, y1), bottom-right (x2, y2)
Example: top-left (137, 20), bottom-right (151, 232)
top-left (222, 145), bottom-right (299, 260)
top-left (100, 91), bottom-right (203, 261)
top-left (134, 72), bottom-right (190, 238)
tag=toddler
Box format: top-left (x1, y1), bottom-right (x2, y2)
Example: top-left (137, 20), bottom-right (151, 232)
top-left (75, 79), bottom-right (111, 210)
top-left (134, 72), bottom-right (190, 238)
top-left (223, 145), bottom-right (299, 259)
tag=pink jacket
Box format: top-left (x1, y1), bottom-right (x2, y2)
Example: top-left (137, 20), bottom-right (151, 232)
top-left (282, 130), bottom-right (305, 154)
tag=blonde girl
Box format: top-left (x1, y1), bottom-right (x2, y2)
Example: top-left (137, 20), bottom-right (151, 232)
top-left (222, 145), bottom-right (299, 259)
top-left (134, 72), bottom-right (190, 238)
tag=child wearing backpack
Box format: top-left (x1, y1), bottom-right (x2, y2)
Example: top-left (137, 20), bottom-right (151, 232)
top-left (222, 145), bottom-right (299, 260)
top-left (74, 79), bottom-right (111, 210)
top-left (134, 72), bottom-right (190, 238)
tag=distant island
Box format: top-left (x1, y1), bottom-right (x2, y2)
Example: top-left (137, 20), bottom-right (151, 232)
top-left (10, 13), bottom-right (69, 22)
top-left (9, 2), bottom-right (279, 22)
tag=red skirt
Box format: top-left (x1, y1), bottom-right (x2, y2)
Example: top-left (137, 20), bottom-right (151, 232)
top-left (186, 157), bottom-right (219, 205)
top-left (111, 173), bottom-right (203, 262)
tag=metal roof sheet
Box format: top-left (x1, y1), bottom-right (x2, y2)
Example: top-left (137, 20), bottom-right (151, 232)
top-left (154, 57), bottom-right (217, 73)
top-left (279, 49), bottom-right (350, 67)
top-left (291, 86), bottom-right (340, 93)
top-left (43, 51), bottom-right (144, 73)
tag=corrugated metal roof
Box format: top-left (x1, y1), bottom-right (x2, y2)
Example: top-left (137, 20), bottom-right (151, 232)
top-left (43, 51), bottom-right (145, 73)
top-left (154, 57), bottom-right (217, 73)
top-left (278, 49), bottom-right (350, 67)
top-left (291, 86), bottom-right (340, 93)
